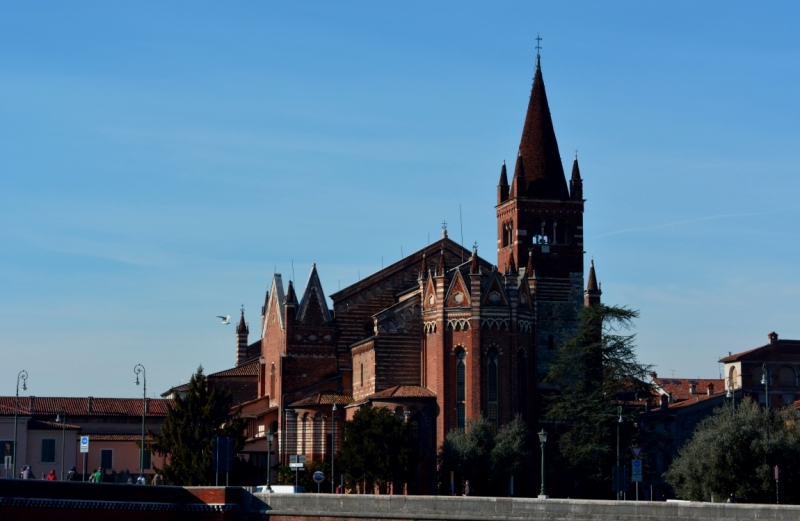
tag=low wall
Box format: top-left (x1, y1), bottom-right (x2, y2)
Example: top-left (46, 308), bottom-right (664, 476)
top-left (255, 494), bottom-right (800, 521)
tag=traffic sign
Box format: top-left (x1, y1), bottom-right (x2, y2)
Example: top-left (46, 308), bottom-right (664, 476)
top-left (289, 455), bottom-right (307, 464)
top-left (632, 459), bottom-right (643, 482)
top-left (313, 471), bottom-right (325, 484)
top-left (289, 463), bottom-right (305, 469)
top-left (630, 446), bottom-right (642, 459)
top-left (80, 436), bottom-right (90, 453)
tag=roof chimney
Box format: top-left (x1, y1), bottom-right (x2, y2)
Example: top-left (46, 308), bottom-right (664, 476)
top-left (660, 394), bottom-right (668, 411)
top-left (707, 383), bottom-right (714, 396)
top-left (87, 396), bottom-right (93, 413)
top-left (769, 332), bottom-right (778, 344)
top-left (28, 396), bottom-right (35, 413)
top-left (689, 383), bottom-right (697, 395)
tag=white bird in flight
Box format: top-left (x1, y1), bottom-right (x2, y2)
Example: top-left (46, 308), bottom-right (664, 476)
top-left (217, 315), bottom-right (230, 325)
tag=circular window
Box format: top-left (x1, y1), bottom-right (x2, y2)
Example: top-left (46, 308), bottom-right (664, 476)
top-left (454, 292), bottom-right (464, 304)
top-left (488, 292), bottom-right (501, 304)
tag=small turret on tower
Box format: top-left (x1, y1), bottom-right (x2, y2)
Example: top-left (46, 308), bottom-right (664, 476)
top-left (497, 161), bottom-right (509, 204)
top-left (570, 154), bottom-right (583, 200)
top-left (236, 307), bottom-right (249, 366)
top-left (584, 260), bottom-right (602, 307)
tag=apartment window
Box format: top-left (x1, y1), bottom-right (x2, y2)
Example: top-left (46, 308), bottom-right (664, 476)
top-left (100, 449), bottom-right (113, 470)
top-left (456, 349), bottom-right (466, 428)
top-left (487, 350), bottom-right (499, 431)
top-left (41, 439), bottom-right (56, 463)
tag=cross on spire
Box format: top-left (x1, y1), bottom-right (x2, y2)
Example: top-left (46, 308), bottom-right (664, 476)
top-left (535, 33), bottom-right (542, 57)
top-left (441, 220), bottom-right (448, 231)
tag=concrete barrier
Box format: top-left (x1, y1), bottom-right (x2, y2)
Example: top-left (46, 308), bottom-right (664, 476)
top-left (254, 493), bottom-right (800, 521)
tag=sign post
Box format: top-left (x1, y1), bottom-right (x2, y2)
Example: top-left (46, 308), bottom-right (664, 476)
top-left (313, 470), bottom-right (325, 493)
top-left (289, 455), bottom-right (307, 488)
top-left (80, 436), bottom-right (90, 482)
top-left (212, 437), bottom-right (233, 487)
top-left (775, 465), bottom-right (780, 504)
top-left (631, 446), bottom-right (643, 502)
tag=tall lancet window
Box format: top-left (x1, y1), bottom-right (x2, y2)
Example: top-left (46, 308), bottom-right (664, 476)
top-left (456, 349), bottom-right (466, 428)
top-left (487, 350), bottom-right (499, 431)
top-left (270, 363), bottom-right (276, 399)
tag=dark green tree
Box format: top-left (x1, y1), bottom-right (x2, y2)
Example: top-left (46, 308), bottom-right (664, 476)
top-left (665, 398), bottom-right (800, 503)
top-left (337, 406), bottom-right (416, 493)
top-left (148, 366), bottom-right (246, 486)
top-left (438, 415), bottom-right (531, 496)
top-left (544, 304), bottom-right (653, 497)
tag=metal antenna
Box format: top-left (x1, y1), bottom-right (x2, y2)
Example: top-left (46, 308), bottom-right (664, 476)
top-left (535, 34), bottom-right (542, 57)
top-left (291, 260), bottom-right (295, 282)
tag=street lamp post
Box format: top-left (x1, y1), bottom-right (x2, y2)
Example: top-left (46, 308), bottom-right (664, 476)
top-left (13, 370), bottom-right (28, 479)
top-left (537, 429), bottom-right (548, 499)
top-left (56, 411), bottom-right (66, 481)
top-left (617, 406), bottom-right (623, 500)
top-left (134, 364), bottom-right (147, 481)
top-left (761, 363), bottom-right (770, 440)
top-left (266, 429), bottom-right (274, 492)
top-left (331, 395), bottom-right (337, 494)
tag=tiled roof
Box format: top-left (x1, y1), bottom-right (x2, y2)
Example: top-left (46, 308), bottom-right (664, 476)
top-left (367, 385), bottom-right (436, 400)
top-left (86, 434), bottom-right (154, 442)
top-left (719, 346), bottom-right (762, 363)
top-left (0, 397), bottom-right (171, 418)
top-left (652, 378), bottom-right (726, 403)
top-left (288, 393), bottom-right (354, 407)
top-left (209, 359), bottom-right (260, 378)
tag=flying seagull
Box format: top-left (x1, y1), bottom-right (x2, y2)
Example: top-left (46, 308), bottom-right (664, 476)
top-left (217, 315), bottom-right (230, 325)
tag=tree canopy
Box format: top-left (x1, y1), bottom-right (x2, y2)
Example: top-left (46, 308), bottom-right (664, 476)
top-left (149, 366), bottom-right (246, 486)
top-left (544, 304), bottom-right (653, 496)
top-left (438, 415), bottom-right (531, 496)
top-left (666, 397), bottom-right (800, 503)
top-left (337, 405), bottom-right (416, 493)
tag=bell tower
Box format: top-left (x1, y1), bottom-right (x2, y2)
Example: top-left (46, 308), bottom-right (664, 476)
top-left (496, 54), bottom-right (585, 382)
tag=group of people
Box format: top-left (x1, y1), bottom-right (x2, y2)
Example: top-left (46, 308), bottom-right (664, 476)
top-left (17, 464), bottom-right (164, 485)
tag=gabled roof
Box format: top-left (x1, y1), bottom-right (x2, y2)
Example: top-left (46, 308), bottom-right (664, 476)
top-left (652, 377), bottom-right (725, 403)
top-left (367, 385), bottom-right (436, 399)
top-left (718, 334), bottom-right (800, 363)
top-left (515, 57), bottom-right (569, 200)
top-left (263, 274), bottom-right (286, 336)
top-left (297, 264), bottom-right (332, 325)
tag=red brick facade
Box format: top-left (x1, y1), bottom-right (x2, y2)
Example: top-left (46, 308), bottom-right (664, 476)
top-left (229, 58), bottom-right (597, 493)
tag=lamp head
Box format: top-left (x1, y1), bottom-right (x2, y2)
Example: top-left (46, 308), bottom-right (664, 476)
top-left (22, 382), bottom-right (27, 392)
top-left (761, 373), bottom-right (767, 386)
top-left (56, 413), bottom-right (62, 423)
top-left (538, 429), bottom-right (548, 444)
top-left (726, 389), bottom-right (732, 399)
top-left (267, 429), bottom-right (273, 442)
top-left (135, 375), bottom-right (140, 386)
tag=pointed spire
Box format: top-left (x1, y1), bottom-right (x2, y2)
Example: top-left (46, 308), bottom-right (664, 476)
top-left (570, 154), bottom-right (583, 200)
top-left (526, 247), bottom-right (534, 276)
top-left (470, 244), bottom-right (479, 274)
top-left (237, 308), bottom-right (247, 332)
top-left (497, 161), bottom-right (509, 204)
top-left (297, 264), bottom-right (332, 325)
top-left (585, 259), bottom-right (602, 307)
top-left (516, 57), bottom-right (569, 199)
top-left (437, 244), bottom-right (446, 276)
top-left (285, 280), bottom-right (297, 305)
top-left (261, 289), bottom-right (269, 317)
top-left (510, 151), bottom-right (525, 198)
top-left (419, 252), bottom-right (428, 279)
top-left (587, 259), bottom-right (598, 291)
top-left (507, 250), bottom-right (517, 274)
top-left (236, 308), bottom-right (249, 366)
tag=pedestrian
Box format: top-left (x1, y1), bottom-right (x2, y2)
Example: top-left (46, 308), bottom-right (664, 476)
top-left (93, 468), bottom-right (103, 483)
top-left (463, 480), bottom-right (472, 496)
top-left (20, 465), bottom-right (35, 479)
top-left (727, 492), bottom-right (736, 503)
top-left (151, 473), bottom-right (163, 485)
top-left (67, 465), bottom-right (78, 481)
top-left (46, 470), bottom-right (57, 481)
top-left (136, 474), bottom-right (146, 485)
top-left (335, 484), bottom-right (342, 494)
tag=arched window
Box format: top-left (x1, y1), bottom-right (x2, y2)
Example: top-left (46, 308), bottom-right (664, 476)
top-left (360, 363), bottom-right (364, 387)
top-left (456, 349), bottom-right (466, 429)
top-left (502, 221), bottom-right (513, 248)
top-left (728, 366), bottom-right (738, 389)
top-left (779, 366), bottom-right (797, 387)
top-left (270, 363), bottom-right (276, 399)
top-left (531, 217), bottom-right (544, 244)
top-left (487, 350), bottom-right (498, 431)
top-left (544, 219), bottom-right (555, 244)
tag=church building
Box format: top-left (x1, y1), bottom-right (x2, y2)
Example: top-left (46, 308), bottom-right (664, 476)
top-left (227, 55), bottom-right (602, 493)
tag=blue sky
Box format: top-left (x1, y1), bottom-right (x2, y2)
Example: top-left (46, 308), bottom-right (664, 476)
top-left (2, 2), bottom-right (800, 397)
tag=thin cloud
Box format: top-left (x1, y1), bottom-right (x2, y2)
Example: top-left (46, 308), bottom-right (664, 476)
top-left (596, 207), bottom-right (800, 239)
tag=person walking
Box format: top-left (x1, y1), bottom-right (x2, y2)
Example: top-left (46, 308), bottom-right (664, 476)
top-left (20, 465), bottom-right (35, 479)
top-left (92, 468), bottom-right (103, 483)
top-left (67, 465), bottom-right (78, 481)
top-left (46, 470), bottom-right (57, 481)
